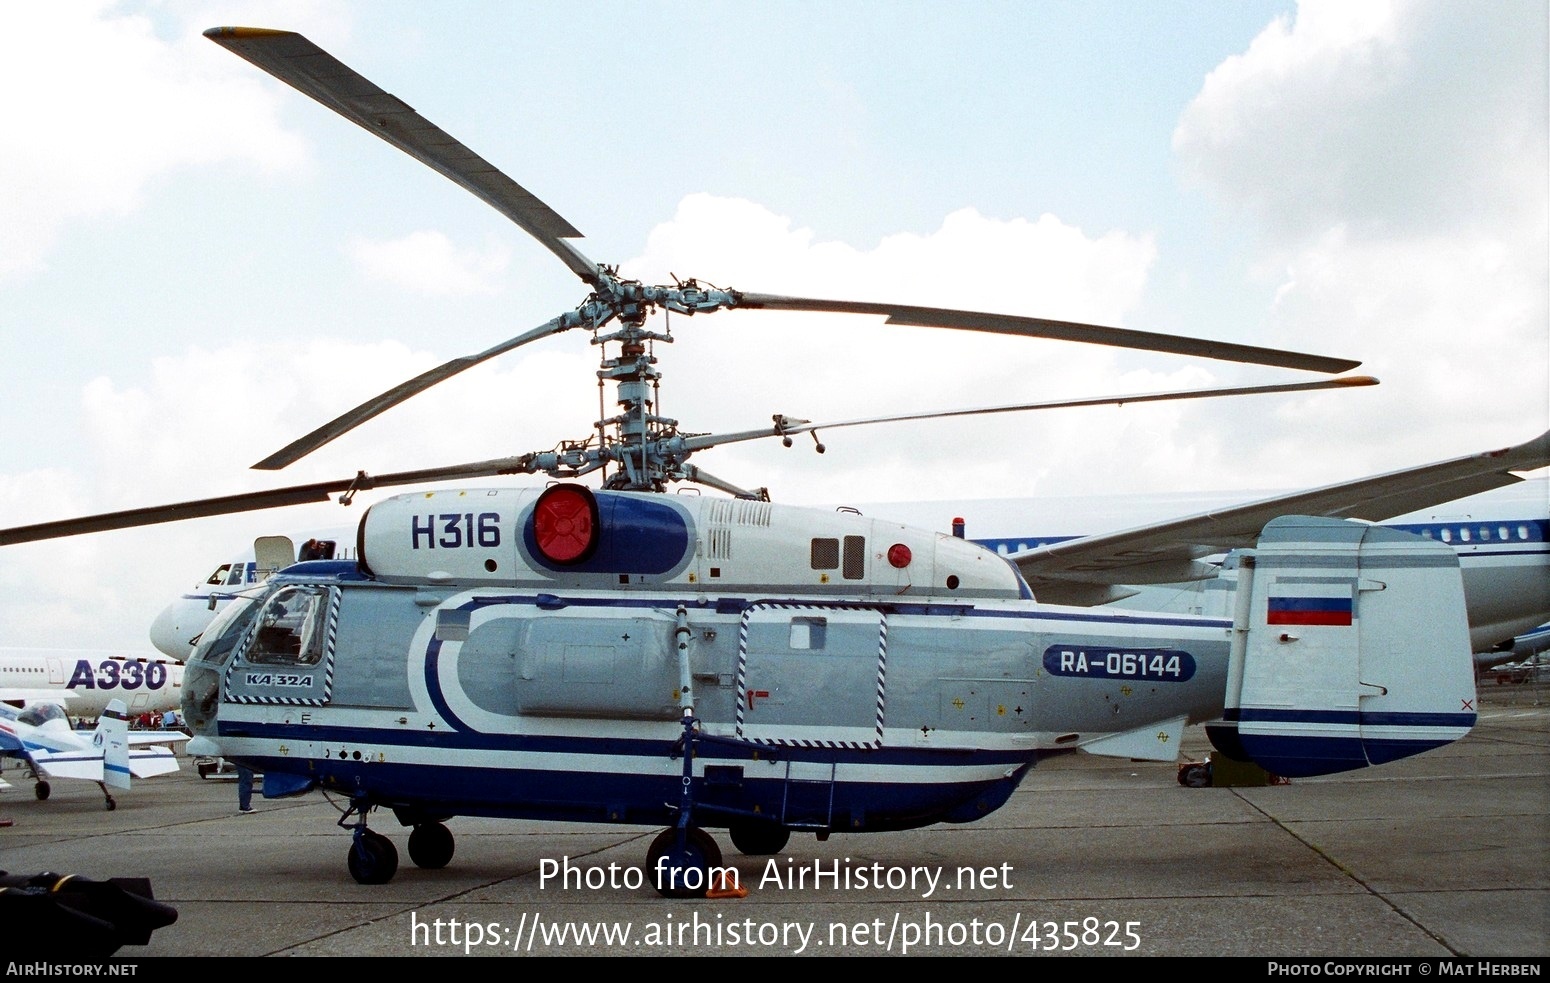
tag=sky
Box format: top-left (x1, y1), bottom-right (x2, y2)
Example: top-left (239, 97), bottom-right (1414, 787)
top-left (1, 0), bottom-right (1546, 653)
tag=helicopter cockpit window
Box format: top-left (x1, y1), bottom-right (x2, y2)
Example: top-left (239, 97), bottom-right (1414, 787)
top-left (248, 585), bottom-right (331, 666)
top-left (198, 594), bottom-right (262, 669)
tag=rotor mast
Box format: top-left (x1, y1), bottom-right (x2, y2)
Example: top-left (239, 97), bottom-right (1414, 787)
top-left (579, 272), bottom-right (770, 499)
top-left (593, 314), bottom-right (671, 492)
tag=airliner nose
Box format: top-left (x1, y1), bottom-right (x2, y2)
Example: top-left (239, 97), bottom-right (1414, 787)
top-left (149, 597), bottom-right (211, 661)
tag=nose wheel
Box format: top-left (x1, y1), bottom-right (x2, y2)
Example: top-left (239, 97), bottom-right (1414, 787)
top-left (347, 829), bottom-right (399, 885)
top-left (646, 825), bottom-right (723, 899)
top-left (340, 797), bottom-right (400, 884)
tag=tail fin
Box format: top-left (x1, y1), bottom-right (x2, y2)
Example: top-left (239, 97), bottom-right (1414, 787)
top-left (99, 700), bottom-right (132, 791)
top-left (1213, 516), bottom-right (1476, 777)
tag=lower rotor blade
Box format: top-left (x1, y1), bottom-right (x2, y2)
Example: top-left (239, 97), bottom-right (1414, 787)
top-left (677, 376), bottom-right (1379, 454)
top-left (734, 293), bottom-right (1360, 374)
top-left (0, 458), bottom-right (534, 546)
top-left (253, 313), bottom-right (579, 470)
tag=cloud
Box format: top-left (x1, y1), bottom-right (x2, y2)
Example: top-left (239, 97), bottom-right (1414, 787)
top-left (1173, 0), bottom-right (1547, 245)
top-left (346, 231), bottom-right (512, 295)
top-left (1170, 0), bottom-right (1548, 479)
top-left (0, 4), bottom-right (313, 281)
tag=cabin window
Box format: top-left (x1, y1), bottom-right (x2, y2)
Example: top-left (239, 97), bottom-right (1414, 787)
top-left (811, 536), bottom-right (867, 578)
top-left (1459, 527), bottom-right (1471, 542)
top-left (436, 609), bottom-right (471, 642)
top-left (1499, 525), bottom-right (1510, 541)
top-left (843, 535), bottom-right (866, 579)
top-left (811, 538), bottom-right (839, 570)
top-left (788, 616), bottom-right (828, 650)
top-left (1439, 528), bottom-right (1452, 542)
top-left (1519, 525), bottom-right (1531, 540)
top-left (248, 585), bottom-right (330, 666)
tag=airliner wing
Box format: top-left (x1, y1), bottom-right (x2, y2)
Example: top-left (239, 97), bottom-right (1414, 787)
top-left (1015, 429), bottom-right (1550, 605)
top-left (128, 732), bottom-right (191, 747)
top-left (0, 688), bottom-right (73, 707)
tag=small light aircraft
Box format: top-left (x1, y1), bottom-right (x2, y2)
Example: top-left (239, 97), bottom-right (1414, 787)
top-left (0, 27), bottom-right (1523, 894)
top-left (0, 648), bottom-right (186, 721)
top-left (0, 699), bottom-right (189, 809)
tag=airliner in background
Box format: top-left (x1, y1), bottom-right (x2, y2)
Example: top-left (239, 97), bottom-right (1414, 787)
top-left (906, 475), bottom-right (1548, 670)
top-left (0, 648), bottom-right (185, 720)
top-left (148, 532), bottom-right (357, 661)
top-left (145, 430), bottom-right (1548, 671)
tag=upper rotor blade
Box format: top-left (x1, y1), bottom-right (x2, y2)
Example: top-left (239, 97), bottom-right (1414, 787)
top-left (0, 458), bottom-right (537, 547)
top-left (204, 26), bottom-right (601, 286)
top-left (253, 312), bottom-right (580, 470)
top-left (734, 293), bottom-right (1360, 374)
top-left (677, 376), bottom-right (1380, 454)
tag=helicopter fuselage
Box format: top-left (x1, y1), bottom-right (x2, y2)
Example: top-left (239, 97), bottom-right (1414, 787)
top-left (181, 485), bottom-right (1230, 834)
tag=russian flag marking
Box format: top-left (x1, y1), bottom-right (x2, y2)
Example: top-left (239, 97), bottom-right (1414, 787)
top-left (1267, 595), bottom-right (1353, 626)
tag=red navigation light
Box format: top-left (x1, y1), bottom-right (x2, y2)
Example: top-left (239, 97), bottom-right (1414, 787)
top-left (887, 543), bottom-right (912, 568)
top-left (533, 484), bottom-right (600, 565)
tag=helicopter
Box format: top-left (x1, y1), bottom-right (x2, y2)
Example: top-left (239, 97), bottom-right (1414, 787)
top-left (0, 26), bottom-right (1483, 897)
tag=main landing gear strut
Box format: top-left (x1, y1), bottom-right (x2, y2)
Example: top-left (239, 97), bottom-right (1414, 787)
top-left (340, 796), bottom-right (456, 885)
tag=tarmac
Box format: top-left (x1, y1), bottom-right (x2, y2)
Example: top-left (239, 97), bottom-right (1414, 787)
top-left (2, 682), bottom-right (1546, 959)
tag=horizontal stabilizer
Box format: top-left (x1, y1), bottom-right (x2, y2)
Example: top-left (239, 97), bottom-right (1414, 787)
top-left (33, 746), bottom-right (181, 783)
top-left (28, 752), bottom-right (106, 783)
top-left (1218, 517), bottom-right (1475, 777)
top-left (127, 746), bottom-right (180, 779)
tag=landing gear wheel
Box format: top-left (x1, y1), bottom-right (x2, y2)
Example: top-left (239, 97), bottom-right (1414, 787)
top-left (105, 796), bottom-right (117, 811)
top-left (729, 821), bottom-right (790, 856)
top-left (646, 826), bottom-right (723, 899)
top-left (347, 829), bottom-right (400, 885)
top-left (408, 821), bottom-right (455, 869)
top-left (34, 781), bottom-right (50, 801)
top-left (1178, 762), bottom-right (1212, 788)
